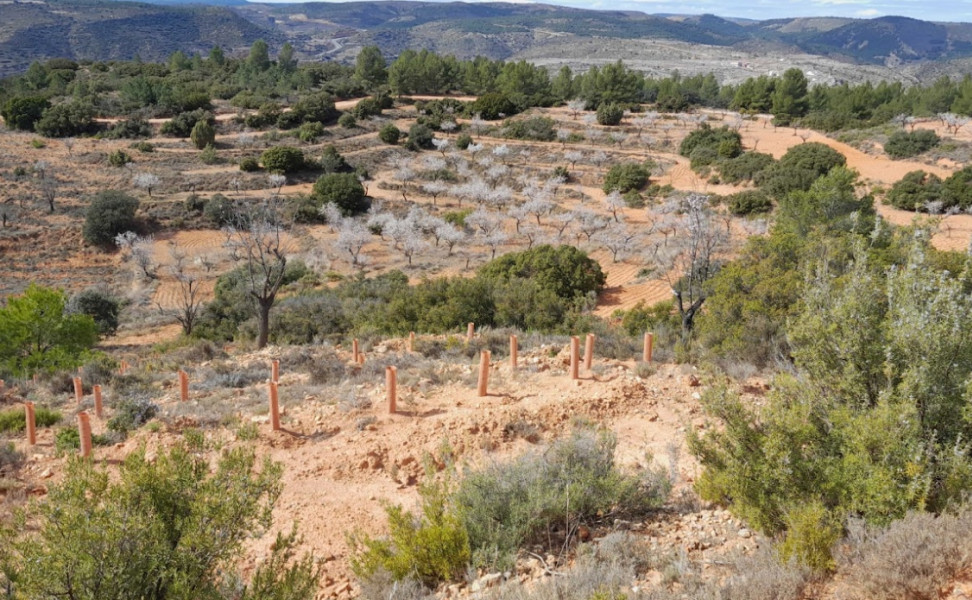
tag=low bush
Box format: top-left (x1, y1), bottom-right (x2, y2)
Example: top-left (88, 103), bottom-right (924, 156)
top-left (455, 427), bottom-right (670, 569)
top-left (260, 146), bottom-right (305, 174)
top-left (0, 405), bottom-right (61, 433)
top-left (378, 124), bottom-right (400, 145)
top-left (239, 157), bottom-right (260, 172)
top-left (107, 395), bottom-right (159, 435)
top-left (503, 116), bottom-right (556, 141)
top-left (68, 289), bottom-right (120, 335)
top-left (596, 103), bottom-right (624, 126)
top-left (727, 190), bottom-right (773, 216)
top-left (82, 190), bottom-right (139, 247)
top-left (350, 470), bottom-right (470, 587)
top-left (837, 508), bottom-right (972, 600)
top-left (884, 129), bottom-right (940, 159)
top-left (107, 150), bottom-right (132, 167)
top-left (105, 118), bottom-right (152, 139)
top-left (602, 162), bottom-right (651, 194)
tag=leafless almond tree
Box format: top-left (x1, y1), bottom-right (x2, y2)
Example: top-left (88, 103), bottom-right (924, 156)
top-left (222, 197), bottom-right (290, 349)
top-left (159, 245), bottom-right (205, 336)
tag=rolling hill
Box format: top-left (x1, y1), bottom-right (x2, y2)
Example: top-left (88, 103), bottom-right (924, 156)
top-left (5, 0), bottom-right (972, 78)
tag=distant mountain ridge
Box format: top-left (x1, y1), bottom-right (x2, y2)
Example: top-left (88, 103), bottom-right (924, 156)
top-left (4, 0), bottom-right (972, 77)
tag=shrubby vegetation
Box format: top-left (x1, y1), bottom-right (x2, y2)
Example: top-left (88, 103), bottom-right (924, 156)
top-left (0, 444), bottom-right (319, 599)
top-left (0, 285), bottom-right (99, 377)
top-left (83, 190), bottom-right (140, 247)
top-left (351, 426), bottom-right (669, 588)
top-left (884, 129), bottom-right (940, 158)
top-left (196, 245), bottom-right (604, 345)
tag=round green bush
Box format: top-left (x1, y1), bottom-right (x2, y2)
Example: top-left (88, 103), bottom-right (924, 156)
top-left (190, 119), bottom-right (216, 150)
top-left (260, 146), bottom-right (305, 174)
top-left (312, 172), bottom-right (367, 216)
top-left (727, 190), bottom-right (773, 216)
top-left (407, 123), bottom-right (434, 150)
top-left (239, 157), bottom-right (260, 172)
top-left (68, 289), bottom-right (120, 335)
top-left (83, 190), bottom-right (139, 248)
top-left (596, 103), bottom-right (624, 126)
top-left (378, 124), bottom-right (401, 145)
top-left (885, 130), bottom-right (940, 159)
top-left (602, 162), bottom-right (651, 194)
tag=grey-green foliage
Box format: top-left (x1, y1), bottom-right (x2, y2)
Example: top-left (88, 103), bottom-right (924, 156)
top-left (454, 427), bottom-right (670, 570)
top-left (0, 444), bottom-right (318, 600)
top-left (691, 237), bottom-right (972, 568)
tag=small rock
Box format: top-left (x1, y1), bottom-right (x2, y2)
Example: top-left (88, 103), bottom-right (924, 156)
top-left (40, 468), bottom-right (53, 479)
top-left (738, 528), bottom-right (752, 539)
top-left (470, 573), bottom-right (502, 592)
top-left (686, 374), bottom-right (701, 387)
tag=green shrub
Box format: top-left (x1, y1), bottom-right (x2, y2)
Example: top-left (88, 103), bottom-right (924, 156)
top-left (260, 146), bottom-right (305, 174)
top-left (470, 93), bottom-right (517, 120)
top-left (0, 285), bottom-right (99, 377)
top-left (455, 133), bottom-right (472, 150)
top-left (35, 101), bottom-right (96, 137)
top-left (337, 113), bottom-right (357, 128)
top-left (350, 468), bottom-right (470, 587)
top-left (105, 118), bottom-right (152, 139)
top-left (351, 97), bottom-right (383, 120)
top-left (298, 121), bottom-right (325, 142)
top-left (720, 151), bottom-right (774, 183)
top-left (603, 162), bottom-right (651, 194)
top-left (199, 144), bottom-right (218, 164)
top-left (1, 443), bottom-right (317, 598)
top-left (727, 190), bottom-right (773, 216)
top-left (160, 109), bottom-right (213, 138)
top-left (204, 194), bottom-right (236, 227)
top-left (239, 157), bottom-right (260, 172)
top-left (378, 124), bottom-right (400, 145)
top-left (886, 170), bottom-right (942, 211)
top-left (190, 119), bottom-right (216, 150)
top-left (129, 141), bottom-right (154, 153)
top-left (83, 190), bottom-right (139, 247)
top-left (884, 129), bottom-right (940, 159)
top-left (1, 96), bottom-right (49, 131)
top-left (0, 405), bottom-right (61, 433)
top-left (596, 103), bottom-right (624, 126)
top-left (312, 172), bottom-right (367, 216)
top-left (455, 427), bottom-right (669, 569)
top-left (618, 300), bottom-right (677, 336)
top-left (679, 124), bottom-right (741, 159)
top-left (779, 502), bottom-right (843, 572)
top-left (107, 150), bottom-right (132, 167)
top-left (478, 244), bottom-right (606, 299)
top-left (443, 209), bottom-right (471, 227)
top-left (319, 145), bottom-right (351, 174)
top-left (503, 116), bottom-right (556, 141)
top-left (68, 288), bottom-right (120, 335)
top-left (107, 395), bottom-right (159, 434)
top-left (406, 123), bottom-right (434, 150)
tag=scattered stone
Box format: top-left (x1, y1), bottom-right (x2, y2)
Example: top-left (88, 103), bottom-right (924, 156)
top-left (470, 573), bottom-right (502, 592)
top-left (738, 528), bottom-right (752, 539)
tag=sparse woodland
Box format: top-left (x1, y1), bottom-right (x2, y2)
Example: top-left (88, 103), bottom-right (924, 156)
top-left (1, 43), bottom-right (972, 600)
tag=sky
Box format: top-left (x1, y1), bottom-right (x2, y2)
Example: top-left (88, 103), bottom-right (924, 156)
top-left (277, 0), bottom-right (972, 22)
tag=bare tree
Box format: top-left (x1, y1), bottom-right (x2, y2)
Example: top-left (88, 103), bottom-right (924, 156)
top-left (133, 173), bottom-right (160, 198)
top-left (160, 246), bottom-right (205, 336)
top-left (661, 194), bottom-right (728, 337)
top-left (222, 198), bottom-right (290, 349)
top-left (115, 231), bottom-right (157, 280)
top-left (336, 219), bottom-right (371, 266)
top-left (40, 177), bottom-right (58, 213)
top-left (598, 221), bottom-right (636, 263)
top-left (268, 174), bottom-right (287, 196)
top-left (63, 138), bottom-right (76, 155)
top-left (421, 181), bottom-right (449, 206)
top-left (567, 100), bottom-right (586, 120)
top-left (481, 229), bottom-right (508, 259)
top-left (604, 190), bottom-right (626, 223)
top-left (393, 165), bottom-right (415, 202)
top-left (436, 222), bottom-right (465, 256)
top-left (574, 209), bottom-right (608, 242)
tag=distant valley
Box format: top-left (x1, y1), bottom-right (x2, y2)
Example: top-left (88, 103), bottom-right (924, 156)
top-left (5, 0), bottom-right (972, 82)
